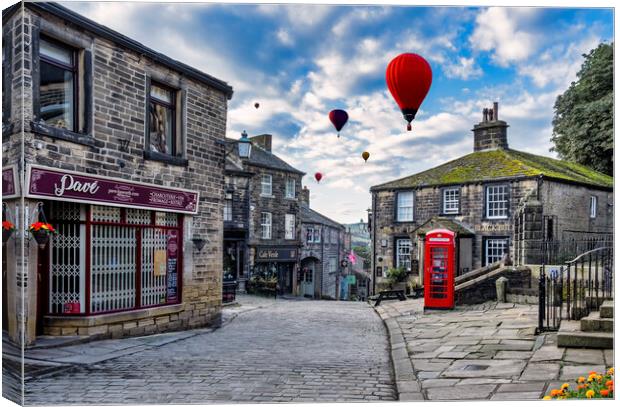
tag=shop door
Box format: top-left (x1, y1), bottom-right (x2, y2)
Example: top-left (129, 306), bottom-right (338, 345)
top-left (301, 267), bottom-right (314, 297)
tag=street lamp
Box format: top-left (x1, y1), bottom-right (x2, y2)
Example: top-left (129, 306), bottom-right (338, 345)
top-left (238, 130), bottom-right (252, 158)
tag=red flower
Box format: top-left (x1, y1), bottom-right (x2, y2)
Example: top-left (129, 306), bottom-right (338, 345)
top-left (29, 222), bottom-right (56, 233)
top-left (2, 220), bottom-right (15, 231)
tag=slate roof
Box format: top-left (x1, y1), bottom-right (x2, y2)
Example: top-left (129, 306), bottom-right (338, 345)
top-left (226, 139), bottom-right (305, 175)
top-left (413, 217), bottom-right (475, 237)
top-left (371, 148), bottom-right (613, 191)
top-left (300, 204), bottom-right (344, 230)
top-left (7, 2), bottom-right (233, 98)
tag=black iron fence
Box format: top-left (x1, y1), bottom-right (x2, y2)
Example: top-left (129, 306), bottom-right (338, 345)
top-left (531, 236), bottom-right (613, 265)
top-left (538, 247), bottom-right (613, 332)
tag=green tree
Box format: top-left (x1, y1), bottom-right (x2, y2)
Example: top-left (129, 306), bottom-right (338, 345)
top-left (352, 245), bottom-right (371, 269)
top-left (551, 42), bottom-right (613, 176)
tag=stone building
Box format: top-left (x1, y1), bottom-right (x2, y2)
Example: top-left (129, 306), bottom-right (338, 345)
top-left (2, 2), bottom-right (232, 345)
top-left (369, 102), bottom-right (613, 295)
top-left (224, 133), bottom-right (304, 295)
top-left (299, 187), bottom-right (349, 299)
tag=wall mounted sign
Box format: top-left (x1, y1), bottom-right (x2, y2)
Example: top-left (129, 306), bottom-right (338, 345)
top-left (26, 165), bottom-right (199, 214)
top-left (166, 230), bottom-right (179, 302)
top-left (256, 247), bottom-right (298, 262)
top-left (474, 223), bottom-right (511, 232)
top-left (2, 165), bottom-right (19, 198)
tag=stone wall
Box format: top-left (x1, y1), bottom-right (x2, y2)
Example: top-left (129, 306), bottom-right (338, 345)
top-left (246, 163), bottom-right (302, 248)
top-left (455, 266), bottom-right (532, 305)
top-left (2, 7), bottom-right (229, 344)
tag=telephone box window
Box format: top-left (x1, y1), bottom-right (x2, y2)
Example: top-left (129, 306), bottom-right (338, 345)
top-left (39, 38), bottom-right (76, 131)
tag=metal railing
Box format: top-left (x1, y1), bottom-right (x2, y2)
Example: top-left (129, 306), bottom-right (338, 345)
top-left (538, 247), bottom-right (613, 332)
top-left (222, 281), bottom-right (238, 304)
top-left (531, 236), bottom-right (613, 265)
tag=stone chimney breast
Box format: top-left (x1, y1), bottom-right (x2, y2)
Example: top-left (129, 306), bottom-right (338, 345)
top-left (300, 185), bottom-right (310, 206)
top-left (249, 134), bottom-right (272, 152)
top-left (472, 101), bottom-right (509, 152)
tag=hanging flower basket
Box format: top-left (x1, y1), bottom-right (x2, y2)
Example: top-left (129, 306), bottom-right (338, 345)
top-left (2, 220), bottom-right (15, 245)
top-left (29, 222), bottom-right (56, 249)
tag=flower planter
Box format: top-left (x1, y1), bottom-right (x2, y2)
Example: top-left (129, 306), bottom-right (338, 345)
top-left (3, 228), bottom-right (14, 245)
top-left (31, 229), bottom-right (51, 249)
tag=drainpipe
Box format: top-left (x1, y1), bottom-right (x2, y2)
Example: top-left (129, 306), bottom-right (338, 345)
top-left (371, 191), bottom-right (377, 296)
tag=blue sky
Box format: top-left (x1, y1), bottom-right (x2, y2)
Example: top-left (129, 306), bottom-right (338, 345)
top-left (63, 1), bottom-right (614, 223)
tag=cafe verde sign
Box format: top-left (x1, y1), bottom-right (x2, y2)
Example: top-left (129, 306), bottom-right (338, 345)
top-left (26, 165), bottom-right (199, 214)
top-left (256, 247), bottom-right (298, 262)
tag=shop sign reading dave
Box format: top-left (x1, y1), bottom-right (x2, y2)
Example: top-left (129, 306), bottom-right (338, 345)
top-left (26, 165), bottom-right (199, 214)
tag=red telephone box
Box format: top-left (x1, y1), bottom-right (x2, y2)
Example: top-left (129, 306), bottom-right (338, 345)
top-left (424, 229), bottom-right (455, 309)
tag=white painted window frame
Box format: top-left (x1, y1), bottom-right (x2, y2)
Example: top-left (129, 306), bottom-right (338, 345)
top-left (261, 174), bottom-right (272, 197)
top-left (261, 212), bottom-right (272, 239)
top-left (396, 191), bottom-right (414, 222)
top-left (486, 185), bottom-right (508, 219)
top-left (285, 214), bottom-right (295, 240)
top-left (443, 188), bottom-right (460, 214)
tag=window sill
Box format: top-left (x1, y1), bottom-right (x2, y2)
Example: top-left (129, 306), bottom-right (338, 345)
top-left (441, 212), bottom-right (461, 216)
top-left (43, 303), bottom-right (185, 327)
top-left (143, 150), bottom-right (189, 166)
top-left (485, 216), bottom-right (509, 220)
top-left (285, 197), bottom-right (297, 200)
top-left (260, 194), bottom-right (275, 198)
top-left (30, 121), bottom-right (95, 147)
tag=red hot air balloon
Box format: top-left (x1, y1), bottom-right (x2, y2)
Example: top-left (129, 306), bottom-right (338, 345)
top-left (328, 109), bottom-right (348, 137)
top-left (386, 53), bottom-right (432, 131)
top-left (314, 172), bottom-right (323, 183)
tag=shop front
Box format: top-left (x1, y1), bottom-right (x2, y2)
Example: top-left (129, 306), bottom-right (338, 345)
top-left (253, 246), bottom-right (298, 295)
top-left (23, 165), bottom-right (199, 336)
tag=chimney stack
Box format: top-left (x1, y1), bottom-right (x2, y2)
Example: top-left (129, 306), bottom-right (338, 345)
top-left (249, 134), bottom-right (272, 152)
top-left (472, 101), bottom-right (509, 152)
top-left (300, 185), bottom-right (310, 206)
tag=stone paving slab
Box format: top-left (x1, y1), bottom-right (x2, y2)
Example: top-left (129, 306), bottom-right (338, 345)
top-left (520, 363), bottom-right (560, 381)
top-left (560, 365), bottom-right (606, 380)
top-left (426, 384), bottom-right (497, 400)
top-left (490, 391), bottom-right (542, 400)
top-left (441, 359), bottom-right (526, 379)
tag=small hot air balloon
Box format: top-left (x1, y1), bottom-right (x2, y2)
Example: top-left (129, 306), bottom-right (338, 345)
top-left (314, 172), bottom-right (323, 183)
top-left (362, 151), bottom-right (370, 162)
top-left (328, 109), bottom-right (348, 137)
top-left (254, 102), bottom-right (260, 109)
top-left (386, 53), bottom-right (432, 131)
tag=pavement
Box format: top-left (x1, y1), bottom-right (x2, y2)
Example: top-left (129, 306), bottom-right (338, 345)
top-left (375, 298), bottom-right (614, 401)
top-left (3, 294), bottom-right (395, 404)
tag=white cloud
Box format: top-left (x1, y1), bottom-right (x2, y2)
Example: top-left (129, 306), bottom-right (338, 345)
top-left (276, 28), bottom-right (294, 46)
top-left (444, 57), bottom-right (483, 80)
top-left (331, 6), bottom-right (392, 37)
top-left (256, 4), bottom-right (332, 30)
top-left (470, 7), bottom-right (538, 66)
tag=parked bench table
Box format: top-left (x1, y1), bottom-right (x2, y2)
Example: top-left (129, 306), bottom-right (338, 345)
top-left (374, 290), bottom-right (407, 306)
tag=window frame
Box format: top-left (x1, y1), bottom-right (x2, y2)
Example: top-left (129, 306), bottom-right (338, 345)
top-left (483, 237), bottom-right (509, 266)
top-left (31, 28), bottom-right (94, 146)
top-left (285, 214), bottom-right (295, 240)
top-left (395, 190), bottom-right (415, 222)
top-left (261, 174), bottom-right (273, 197)
top-left (485, 184), bottom-right (509, 219)
top-left (285, 177), bottom-right (296, 199)
top-left (223, 197), bottom-right (233, 222)
top-left (395, 238), bottom-right (412, 272)
top-left (260, 212), bottom-right (272, 239)
top-left (442, 187), bottom-right (460, 215)
top-left (590, 196), bottom-right (598, 218)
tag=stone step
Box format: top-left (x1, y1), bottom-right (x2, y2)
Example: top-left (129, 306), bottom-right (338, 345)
top-left (599, 300), bottom-right (613, 319)
top-left (580, 311), bottom-right (613, 332)
top-left (557, 320), bottom-right (613, 349)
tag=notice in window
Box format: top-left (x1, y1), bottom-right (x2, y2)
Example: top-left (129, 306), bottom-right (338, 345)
top-left (154, 250), bottom-right (167, 277)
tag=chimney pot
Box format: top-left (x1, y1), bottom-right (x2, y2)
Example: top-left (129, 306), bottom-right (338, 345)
top-left (493, 101), bottom-right (499, 121)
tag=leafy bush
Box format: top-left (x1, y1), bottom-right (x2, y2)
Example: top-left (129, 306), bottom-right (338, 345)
top-left (385, 267), bottom-right (407, 287)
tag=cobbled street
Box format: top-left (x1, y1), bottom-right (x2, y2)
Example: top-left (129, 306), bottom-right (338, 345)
top-left (18, 298), bottom-right (396, 404)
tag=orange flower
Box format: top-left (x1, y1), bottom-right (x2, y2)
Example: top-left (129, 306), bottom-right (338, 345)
top-left (561, 383), bottom-right (570, 390)
top-left (550, 389), bottom-right (561, 397)
top-left (577, 384), bottom-right (585, 390)
top-left (577, 376), bottom-right (586, 383)
top-left (606, 380), bottom-right (614, 388)
top-left (2, 220), bottom-right (14, 230)
top-left (608, 367), bottom-right (614, 376)
top-left (600, 389), bottom-right (609, 397)
top-left (585, 390), bottom-right (595, 399)
top-left (589, 371), bottom-right (598, 376)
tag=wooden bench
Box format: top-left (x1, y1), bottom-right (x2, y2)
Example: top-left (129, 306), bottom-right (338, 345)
top-left (374, 290), bottom-right (407, 306)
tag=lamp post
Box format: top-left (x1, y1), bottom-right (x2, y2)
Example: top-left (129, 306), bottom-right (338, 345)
top-left (238, 130), bottom-right (252, 158)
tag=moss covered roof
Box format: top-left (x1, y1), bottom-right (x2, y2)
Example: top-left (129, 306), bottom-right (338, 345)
top-left (371, 148), bottom-right (613, 191)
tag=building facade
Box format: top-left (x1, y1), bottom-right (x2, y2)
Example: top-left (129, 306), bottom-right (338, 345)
top-left (224, 134), bottom-right (304, 295)
top-left (369, 103), bottom-right (613, 294)
top-left (2, 2), bottom-right (232, 345)
top-left (299, 187), bottom-right (349, 299)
